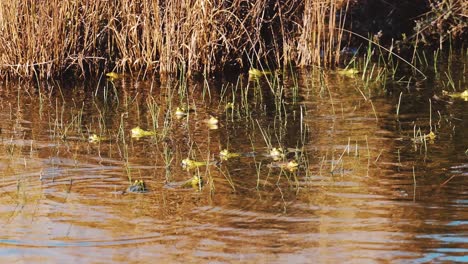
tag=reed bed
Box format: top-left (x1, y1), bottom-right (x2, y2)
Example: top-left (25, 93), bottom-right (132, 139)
top-left (0, 0), bottom-right (348, 79)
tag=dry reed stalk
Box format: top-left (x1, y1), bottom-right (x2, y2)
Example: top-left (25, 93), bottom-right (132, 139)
top-left (297, 0), bottom-right (349, 67)
top-left (0, 0), bottom-right (348, 80)
top-left (0, 1), bottom-right (108, 79)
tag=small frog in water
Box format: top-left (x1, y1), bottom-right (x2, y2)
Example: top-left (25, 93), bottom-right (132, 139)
top-left (89, 134), bottom-right (108, 143)
top-left (205, 115), bottom-right (218, 125)
top-left (225, 102), bottom-right (234, 110)
top-left (248, 68), bottom-right (272, 80)
top-left (204, 115), bottom-right (219, 129)
top-left (131, 126), bottom-right (156, 138)
top-left (336, 68), bottom-right (359, 76)
top-left (268, 160), bottom-right (299, 171)
top-left (181, 175), bottom-right (203, 190)
top-left (175, 107), bottom-right (187, 117)
top-left (174, 106), bottom-right (195, 118)
top-left (443, 89), bottom-right (468, 101)
top-left (268, 147), bottom-right (285, 160)
top-left (105, 72), bottom-right (124, 80)
top-left (219, 149), bottom-right (241, 160)
top-left (181, 158), bottom-right (218, 170)
top-left (181, 158), bottom-right (207, 170)
top-left (126, 180), bottom-right (148, 193)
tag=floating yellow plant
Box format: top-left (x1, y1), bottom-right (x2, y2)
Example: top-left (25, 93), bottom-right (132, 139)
top-left (131, 126), bottom-right (156, 138)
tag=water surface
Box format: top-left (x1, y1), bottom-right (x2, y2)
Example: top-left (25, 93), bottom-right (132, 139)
top-left (0, 63), bottom-right (466, 263)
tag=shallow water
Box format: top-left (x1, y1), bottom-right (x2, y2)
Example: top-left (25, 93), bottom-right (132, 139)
top-left (0, 62), bottom-right (467, 263)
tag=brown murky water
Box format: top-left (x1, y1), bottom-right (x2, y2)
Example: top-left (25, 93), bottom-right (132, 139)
top-left (0, 63), bottom-right (466, 263)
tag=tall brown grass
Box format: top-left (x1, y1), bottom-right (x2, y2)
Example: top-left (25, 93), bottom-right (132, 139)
top-left (297, 0), bottom-right (349, 67)
top-left (0, 0), bottom-right (349, 79)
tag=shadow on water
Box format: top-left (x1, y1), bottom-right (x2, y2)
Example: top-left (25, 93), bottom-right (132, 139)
top-left (0, 57), bottom-right (466, 263)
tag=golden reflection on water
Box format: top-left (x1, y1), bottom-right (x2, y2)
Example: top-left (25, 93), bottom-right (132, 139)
top-left (0, 72), bottom-right (466, 263)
